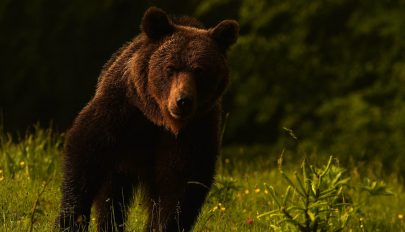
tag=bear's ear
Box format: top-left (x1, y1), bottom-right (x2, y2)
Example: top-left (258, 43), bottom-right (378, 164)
top-left (209, 20), bottom-right (239, 51)
top-left (141, 7), bottom-right (174, 40)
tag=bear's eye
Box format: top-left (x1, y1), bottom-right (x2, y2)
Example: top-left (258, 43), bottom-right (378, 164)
top-left (166, 66), bottom-right (176, 76)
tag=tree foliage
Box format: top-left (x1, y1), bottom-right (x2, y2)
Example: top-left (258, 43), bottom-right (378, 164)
top-left (196, 0), bottom-right (405, 171)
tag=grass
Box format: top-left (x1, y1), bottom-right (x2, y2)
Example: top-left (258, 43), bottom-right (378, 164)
top-left (0, 126), bottom-right (404, 231)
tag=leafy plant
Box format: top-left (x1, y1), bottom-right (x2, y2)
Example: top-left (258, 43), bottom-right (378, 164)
top-left (360, 178), bottom-right (394, 197)
top-left (258, 156), bottom-right (394, 231)
top-left (208, 175), bottom-right (241, 204)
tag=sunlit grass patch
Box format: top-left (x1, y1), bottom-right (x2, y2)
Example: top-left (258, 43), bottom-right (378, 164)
top-left (0, 124), bottom-right (63, 181)
top-left (1, 127), bottom-right (405, 231)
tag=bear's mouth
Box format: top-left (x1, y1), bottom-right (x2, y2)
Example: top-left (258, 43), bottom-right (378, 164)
top-left (169, 109), bottom-right (191, 122)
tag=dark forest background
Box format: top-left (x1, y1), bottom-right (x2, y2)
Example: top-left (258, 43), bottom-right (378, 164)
top-left (1, 0), bottom-right (405, 173)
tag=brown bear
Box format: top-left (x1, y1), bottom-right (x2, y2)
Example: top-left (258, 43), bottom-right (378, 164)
top-left (56, 7), bottom-right (238, 232)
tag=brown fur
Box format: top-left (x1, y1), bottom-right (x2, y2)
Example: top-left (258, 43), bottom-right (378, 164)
top-left (56, 7), bottom-right (238, 232)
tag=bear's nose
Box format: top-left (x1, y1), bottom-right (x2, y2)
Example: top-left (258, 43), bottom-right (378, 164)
top-left (176, 97), bottom-right (193, 115)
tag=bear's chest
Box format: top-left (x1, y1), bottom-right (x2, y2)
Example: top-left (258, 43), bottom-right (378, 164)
top-left (114, 129), bottom-right (194, 178)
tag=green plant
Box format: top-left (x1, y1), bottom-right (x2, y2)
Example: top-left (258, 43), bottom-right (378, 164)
top-left (258, 156), bottom-right (395, 231)
top-left (360, 178), bottom-right (394, 197)
top-left (259, 156), bottom-right (352, 231)
top-left (208, 175), bottom-right (241, 204)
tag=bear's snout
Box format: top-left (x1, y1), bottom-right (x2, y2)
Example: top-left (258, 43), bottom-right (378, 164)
top-left (169, 96), bottom-right (195, 121)
top-left (168, 73), bottom-right (196, 121)
top-left (169, 93), bottom-right (195, 120)
top-left (176, 96), bottom-right (193, 116)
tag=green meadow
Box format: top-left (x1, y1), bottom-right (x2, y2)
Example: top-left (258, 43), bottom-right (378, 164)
top-left (1, 126), bottom-right (404, 231)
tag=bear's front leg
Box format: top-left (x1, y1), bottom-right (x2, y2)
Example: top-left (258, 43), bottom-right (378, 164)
top-left (146, 151), bottom-right (216, 232)
top-left (145, 166), bottom-right (187, 232)
top-left (165, 151), bottom-right (216, 232)
top-left (56, 154), bottom-right (105, 231)
top-left (170, 169), bottom-right (215, 231)
top-left (94, 172), bottom-right (135, 232)
top-left (55, 102), bottom-right (123, 231)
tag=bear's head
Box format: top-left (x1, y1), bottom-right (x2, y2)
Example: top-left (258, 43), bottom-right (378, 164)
top-left (131, 7), bottom-right (239, 135)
